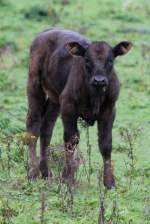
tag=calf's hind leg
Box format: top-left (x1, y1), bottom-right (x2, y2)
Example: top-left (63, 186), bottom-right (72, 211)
top-left (40, 99), bottom-right (59, 178)
top-left (26, 75), bottom-right (46, 180)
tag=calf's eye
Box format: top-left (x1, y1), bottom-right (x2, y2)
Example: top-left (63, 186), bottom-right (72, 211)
top-left (106, 60), bottom-right (113, 69)
top-left (108, 59), bottom-right (113, 65)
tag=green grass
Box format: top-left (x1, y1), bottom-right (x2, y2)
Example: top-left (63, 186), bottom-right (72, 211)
top-left (0, 0), bottom-right (150, 223)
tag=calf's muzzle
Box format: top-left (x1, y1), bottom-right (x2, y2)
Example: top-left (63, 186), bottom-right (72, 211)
top-left (91, 75), bottom-right (108, 88)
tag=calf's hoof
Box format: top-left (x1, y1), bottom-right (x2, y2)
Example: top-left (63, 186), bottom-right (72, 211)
top-left (103, 160), bottom-right (115, 190)
top-left (39, 160), bottom-right (52, 179)
top-left (62, 166), bottom-right (75, 185)
top-left (104, 174), bottom-right (115, 190)
top-left (28, 160), bottom-right (40, 180)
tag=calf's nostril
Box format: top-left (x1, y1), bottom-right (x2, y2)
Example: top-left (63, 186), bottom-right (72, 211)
top-left (93, 79), bottom-right (99, 85)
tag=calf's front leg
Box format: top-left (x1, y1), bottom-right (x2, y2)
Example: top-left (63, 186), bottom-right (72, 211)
top-left (98, 105), bottom-right (116, 189)
top-left (61, 102), bottom-right (79, 184)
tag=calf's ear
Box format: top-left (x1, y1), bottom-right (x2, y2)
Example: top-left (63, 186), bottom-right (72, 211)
top-left (66, 42), bottom-right (86, 57)
top-left (113, 41), bottom-right (133, 57)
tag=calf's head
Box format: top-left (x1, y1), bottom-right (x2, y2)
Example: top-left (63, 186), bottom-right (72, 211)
top-left (66, 41), bottom-right (132, 91)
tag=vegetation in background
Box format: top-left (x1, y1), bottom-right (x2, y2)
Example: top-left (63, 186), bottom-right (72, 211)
top-left (0, 0), bottom-right (150, 223)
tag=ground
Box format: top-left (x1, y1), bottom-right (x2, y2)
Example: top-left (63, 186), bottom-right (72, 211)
top-left (0, 0), bottom-right (150, 223)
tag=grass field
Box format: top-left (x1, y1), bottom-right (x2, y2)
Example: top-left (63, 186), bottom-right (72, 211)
top-left (0, 0), bottom-right (150, 223)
